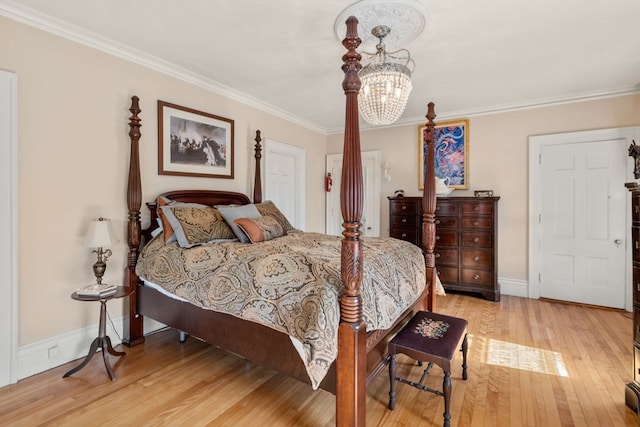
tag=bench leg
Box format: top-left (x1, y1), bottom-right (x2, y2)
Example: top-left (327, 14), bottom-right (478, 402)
top-left (443, 370), bottom-right (452, 427)
top-left (461, 334), bottom-right (468, 381)
top-left (388, 354), bottom-right (397, 410)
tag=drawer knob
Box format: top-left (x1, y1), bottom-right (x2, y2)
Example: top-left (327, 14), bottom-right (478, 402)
top-left (401, 218), bottom-right (407, 223)
top-left (474, 221), bottom-right (480, 226)
top-left (637, 282), bottom-right (640, 292)
top-left (474, 237), bottom-right (480, 242)
top-left (474, 256), bottom-right (480, 261)
top-left (435, 220), bottom-right (440, 225)
top-left (474, 274), bottom-right (480, 280)
top-left (435, 253), bottom-right (440, 258)
top-left (474, 206), bottom-right (480, 212)
top-left (435, 235), bottom-right (440, 240)
top-left (401, 233), bottom-right (407, 237)
top-left (401, 206), bottom-right (407, 210)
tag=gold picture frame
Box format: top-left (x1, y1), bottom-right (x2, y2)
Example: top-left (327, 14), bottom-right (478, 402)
top-left (418, 119), bottom-right (469, 190)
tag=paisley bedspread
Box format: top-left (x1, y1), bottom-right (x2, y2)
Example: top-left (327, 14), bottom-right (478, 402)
top-left (136, 231), bottom-right (426, 389)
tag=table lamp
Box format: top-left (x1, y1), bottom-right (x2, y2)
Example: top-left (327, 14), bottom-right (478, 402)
top-left (83, 217), bottom-right (118, 285)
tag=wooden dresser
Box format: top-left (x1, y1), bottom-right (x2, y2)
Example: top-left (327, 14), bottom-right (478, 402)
top-left (388, 196), bottom-right (500, 301)
top-left (625, 182), bottom-right (640, 412)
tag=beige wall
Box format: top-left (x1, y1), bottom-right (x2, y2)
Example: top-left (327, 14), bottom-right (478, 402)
top-left (1, 17), bottom-right (327, 346)
top-left (328, 94), bottom-right (640, 281)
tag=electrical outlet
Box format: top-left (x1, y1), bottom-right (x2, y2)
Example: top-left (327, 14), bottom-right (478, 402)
top-left (47, 345), bottom-right (59, 359)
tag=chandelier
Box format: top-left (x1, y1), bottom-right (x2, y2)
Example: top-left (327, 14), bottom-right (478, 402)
top-left (358, 25), bottom-right (414, 126)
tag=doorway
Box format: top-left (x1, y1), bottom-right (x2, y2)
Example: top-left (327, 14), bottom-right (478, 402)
top-left (529, 127), bottom-right (639, 309)
top-left (263, 139), bottom-right (305, 230)
top-left (0, 70), bottom-right (18, 386)
top-left (325, 151), bottom-right (381, 237)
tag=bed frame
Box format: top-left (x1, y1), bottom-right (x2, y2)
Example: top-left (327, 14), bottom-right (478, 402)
top-left (123, 16), bottom-right (438, 426)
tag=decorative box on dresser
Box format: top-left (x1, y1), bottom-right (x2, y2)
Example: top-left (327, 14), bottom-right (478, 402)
top-left (388, 196), bottom-right (500, 301)
top-left (625, 182), bottom-right (640, 413)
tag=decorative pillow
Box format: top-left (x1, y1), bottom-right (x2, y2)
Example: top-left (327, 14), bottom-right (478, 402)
top-left (255, 200), bottom-right (295, 232)
top-left (157, 196), bottom-right (178, 243)
top-left (216, 204), bottom-right (262, 243)
top-left (234, 216), bottom-right (285, 243)
top-left (160, 203), bottom-right (236, 248)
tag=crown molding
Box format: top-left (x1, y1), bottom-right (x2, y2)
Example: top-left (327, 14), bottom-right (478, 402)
top-left (0, 1), bottom-right (326, 135)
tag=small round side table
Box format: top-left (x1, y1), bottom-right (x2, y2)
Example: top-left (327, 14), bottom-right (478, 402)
top-left (63, 286), bottom-right (133, 381)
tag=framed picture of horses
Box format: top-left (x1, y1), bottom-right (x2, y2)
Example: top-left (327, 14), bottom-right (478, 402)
top-left (158, 100), bottom-right (234, 179)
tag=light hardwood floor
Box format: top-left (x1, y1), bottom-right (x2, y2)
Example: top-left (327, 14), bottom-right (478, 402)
top-left (1, 293), bottom-right (638, 426)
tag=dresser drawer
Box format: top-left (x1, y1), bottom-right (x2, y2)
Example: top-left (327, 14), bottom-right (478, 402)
top-left (435, 202), bottom-right (458, 216)
top-left (435, 217), bottom-right (459, 228)
top-left (461, 250), bottom-right (493, 268)
top-left (633, 195), bottom-right (640, 222)
top-left (435, 230), bottom-right (458, 246)
top-left (437, 266), bottom-right (459, 284)
top-left (434, 247), bottom-right (458, 265)
top-left (461, 231), bottom-right (492, 248)
top-left (391, 215), bottom-right (417, 227)
top-left (390, 201), bottom-right (419, 215)
top-left (635, 310), bottom-right (640, 343)
top-left (462, 217), bottom-right (492, 229)
top-left (390, 227), bottom-right (419, 245)
top-left (635, 227), bottom-right (640, 263)
top-left (634, 266), bottom-right (640, 307)
top-left (461, 268), bottom-right (494, 287)
top-left (635, 346), bottom-right (640, 383)
top-left (462, 202), bottom-right (494, 216)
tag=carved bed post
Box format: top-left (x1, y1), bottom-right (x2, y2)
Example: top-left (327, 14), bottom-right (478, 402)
top-left (123, 95), bottom-right (144, 346)
top-left (337, 16), bottom-right (366, 426)
top-left (422, 102), bottom-right (438, 312)
top-left (253, 130), bottom-right (263, 203)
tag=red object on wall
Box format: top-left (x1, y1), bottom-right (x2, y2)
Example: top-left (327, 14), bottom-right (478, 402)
top-left (326, 173), bottom-right (333, 192)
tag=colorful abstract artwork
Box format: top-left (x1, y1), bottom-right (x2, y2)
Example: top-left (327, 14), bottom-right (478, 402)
top-left (418, 119), bottom-right (469, 190)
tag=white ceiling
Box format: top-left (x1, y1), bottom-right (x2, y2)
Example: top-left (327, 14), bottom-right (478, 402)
top-left (3, 0), bottom-right (639, 133)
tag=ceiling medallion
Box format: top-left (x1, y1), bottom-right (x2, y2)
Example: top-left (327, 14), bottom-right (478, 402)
top-left (333, 0), bottom-right (428, 52)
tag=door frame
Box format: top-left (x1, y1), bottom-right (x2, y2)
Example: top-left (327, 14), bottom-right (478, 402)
top-left (529, 126), bottom-right (640, 311)
top-left (325, 151), bottom-right (381, 236)
top-left (263, 139), bottom-right (305, 230)
top-left (0, 70), bottom-right (18, 386)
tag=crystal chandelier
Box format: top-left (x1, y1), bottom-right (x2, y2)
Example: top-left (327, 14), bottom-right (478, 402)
top-left (359, 25), bottom-right (414, 126)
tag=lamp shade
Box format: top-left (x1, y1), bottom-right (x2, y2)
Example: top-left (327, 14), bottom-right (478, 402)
top-left (83, 217), bottom-right (118, 248)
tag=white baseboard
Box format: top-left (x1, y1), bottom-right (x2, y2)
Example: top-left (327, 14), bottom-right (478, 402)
top-left (17, 278), bottom-right (531, 380)
top-left (499, 277), bottom-right (530, 298)
top-left (18, 315), bottom-right (166, 380)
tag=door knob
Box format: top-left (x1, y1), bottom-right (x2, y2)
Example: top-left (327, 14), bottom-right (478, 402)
top-left (614, 239), bottom-right (622, 247)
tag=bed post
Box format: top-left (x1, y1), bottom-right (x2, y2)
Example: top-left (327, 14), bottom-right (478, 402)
top-left (422, 103), bottom-right (438, 312)
top-left (337, 16), bottom-right (366, 427)
top-left (123, 95), bottom-right (145, 346)
top-left (253, 130), bottom-right (263, 203)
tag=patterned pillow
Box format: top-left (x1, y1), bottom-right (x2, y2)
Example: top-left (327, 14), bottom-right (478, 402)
top-left (156, 196), bottom-right (178, 243)
top-left (255, 201), bottom-right (295, 232)
top-left (216, 204), bottom-right (262, 243)
top-left (234, 216), bottom-right (285, 243)
top-left (160, 203), bottom-right (236, 248)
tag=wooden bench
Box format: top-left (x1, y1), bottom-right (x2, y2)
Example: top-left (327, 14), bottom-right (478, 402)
top-left (388, 311), bottom-right (468, 427)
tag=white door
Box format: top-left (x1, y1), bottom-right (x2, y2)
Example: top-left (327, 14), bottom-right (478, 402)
top-left (0, 70), bottom-right (18, 386)
top-left (325, 151), bottom-right (381, 237)
top-left (531, 130), bottom-right (633, 308)
top-left (263, 139), bottom-right (305, 230)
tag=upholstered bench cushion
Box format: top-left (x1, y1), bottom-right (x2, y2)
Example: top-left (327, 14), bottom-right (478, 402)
top-left (389, 311), bottom-right (468, 360)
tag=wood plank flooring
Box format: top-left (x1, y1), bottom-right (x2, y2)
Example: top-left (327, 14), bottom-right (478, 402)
top-left (1, 293), bottom-right (638, 426)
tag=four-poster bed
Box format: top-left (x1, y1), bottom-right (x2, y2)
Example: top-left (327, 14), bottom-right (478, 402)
top-left (123, 16), bottom-right (439, 426)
